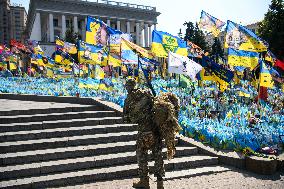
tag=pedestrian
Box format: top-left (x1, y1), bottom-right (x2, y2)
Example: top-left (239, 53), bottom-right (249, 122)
top-left (123, 78), bottom-right (165, 189)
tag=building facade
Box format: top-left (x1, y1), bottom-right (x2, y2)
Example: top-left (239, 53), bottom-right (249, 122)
top-left (0, 0), bottom-right (27, 44)
top-left (26, 0), bottom-right (160, 55)
top-left (10, 5), bottom-right (28, 42)
top-left (0, 0), bottom-right (11, 44)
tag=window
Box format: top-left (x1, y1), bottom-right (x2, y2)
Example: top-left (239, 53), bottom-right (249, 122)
top-left (134, 26), bottom-right (136, 32)
top-left (78, 21), bottom-right (82, 29)
top-left (66, 20), bottom-right (72, 28)
top-left (53, 18), bottom-right (58, 27)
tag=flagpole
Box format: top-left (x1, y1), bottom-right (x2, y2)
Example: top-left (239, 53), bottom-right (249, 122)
top-left (137, 55), bottom-right (140, 83)
top-left (178, 74), bottom-right (181, 87)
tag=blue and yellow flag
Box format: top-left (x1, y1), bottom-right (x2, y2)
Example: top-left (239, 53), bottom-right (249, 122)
top-left (86, 16), bottom-right (122, 46)
top-left (228, 48), bottom-right (259, 70)
top-left (55, 38), bottom-right (77, 54)
top-left (121, 38), bottom-right (154, 64)
top-left (187, 40), bottom-right (204, 58)
top-left (78, 40), bottom-right (108, 65)
top-left (151, 30), bottom-right (187, 57)
top-left (265, 50), bottom-right (276, 65)
top-left (108, 34), bottom-right (131, 67)
top-left (199, 10), bottom-right (225, 37)
top-left (196, 68), bottom-right (229, 92)
top-left (224, 20), bottom-right (267, 52)
top-left (94, 65), bottom-right (105, 79)
top-left (46, 66), bottom-right (54, 78)
top-left (54, 50), bottom-right (74, 66)
top-left (46, 56), bottom-right (55, 68)
top-left (260, 60), bottom-right (274, 88)
top-left (201, 56), bottom-right (234, 83)
top-left (9, 55), bottom-right (17, 70)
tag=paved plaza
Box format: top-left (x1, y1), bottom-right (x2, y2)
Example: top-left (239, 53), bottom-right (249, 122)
top-left (53, 167), bottom-right (284, 189)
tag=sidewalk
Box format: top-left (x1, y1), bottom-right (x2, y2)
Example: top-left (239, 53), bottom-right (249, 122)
top-left (53, 166), bottom-right (284, 189)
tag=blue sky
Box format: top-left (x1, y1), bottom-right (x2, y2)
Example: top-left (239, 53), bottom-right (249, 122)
top-left (12, 0), bottom-right (271, 36)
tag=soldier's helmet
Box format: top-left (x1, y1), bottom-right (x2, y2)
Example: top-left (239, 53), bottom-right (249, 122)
top-left (125, 78), bottom-right (136, 90)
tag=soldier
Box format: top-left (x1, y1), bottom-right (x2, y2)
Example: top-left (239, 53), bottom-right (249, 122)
top-left (123, 78), bottom-right (165, 189)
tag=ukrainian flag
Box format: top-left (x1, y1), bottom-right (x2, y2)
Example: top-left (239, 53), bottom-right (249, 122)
top-left (9, 61), bottom-right (17, 70)
top-left (108, 34), bottom-right (131, 68)
top-left (54, 50), bottom-right (63, 64)
top-left (78, 40), bottom-right (107, 65)
top-left (196, 68), bottom-right (229, 92)
top-left (46, 67), bottom-right (54, 78)
top-left (55, 38), bottom-right (77, 54)
top-left (121, 38), bottom-right (153, 64)
top-left (199, 10), bottom-right (225, 37)
top-left (86, 16), bottom-right (122, 46)
top-left (0, 61), bottom-right (7, 69)
top-left (260, 60), bottom-right (274, 88)
top-left (228, 48), bottom-right (259, 70)
top-left (224, 20), bottom-right (267, 52)
top-left (94, 65), bottom-right (105, 79)
top-left (151, 30), bottom-right (187, 57)
top-left (46, 57), bottom-right (55, 68)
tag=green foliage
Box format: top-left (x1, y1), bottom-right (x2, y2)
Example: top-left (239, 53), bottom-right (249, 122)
top-left (211, 37), bottom-right (224, 62)
top-left (64, 28), bottom-right (81, 63)
top-left (258, 0), bottom-right (284, 59)
top-left (64, 28), bottom-right (81, 44)
top-left (183, 21), bottom-right (209, 52)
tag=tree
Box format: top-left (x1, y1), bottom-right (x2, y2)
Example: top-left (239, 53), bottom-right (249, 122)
top-left (183, 21), bottom-right (195, 42)
top-left (64, 28), bottom-right (81, 63)
top-left (64, 28), bottom-right (81, 44)
top-left (211, 37), bottom-right (224, 62)
top-left (183, 21), bottom-right (209, 52)
top-left (258, 0), bottom-right (284, 59)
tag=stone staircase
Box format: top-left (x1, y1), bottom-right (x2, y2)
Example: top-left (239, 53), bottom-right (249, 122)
top-left (0, 98), bottom-right (230, 188)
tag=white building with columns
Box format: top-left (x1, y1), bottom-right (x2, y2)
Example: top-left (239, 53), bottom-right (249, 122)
top-left (25, 0), bottom-right (160, 56)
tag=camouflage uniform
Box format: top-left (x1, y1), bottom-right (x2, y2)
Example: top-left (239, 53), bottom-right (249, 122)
top-left (123, 79), bottom-right (165, 182)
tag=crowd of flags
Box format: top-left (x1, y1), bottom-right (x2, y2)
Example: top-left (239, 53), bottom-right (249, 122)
top-left (0, 11), bottom-right (284, 92)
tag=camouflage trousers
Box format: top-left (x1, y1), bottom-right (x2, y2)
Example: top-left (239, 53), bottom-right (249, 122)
top-left (136, 131), bottom-right (165, 180)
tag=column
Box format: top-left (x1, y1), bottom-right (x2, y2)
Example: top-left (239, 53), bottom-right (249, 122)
top-left (135, 22), bottom-right (140, 45)
top-left (61, 15), bottom-right (66, 39)
top-left (144, 23), bottom-right (149, 47)
top-left (116, 20), bottom-right (120, 31)
top-left (140, 23), bottom-right (144, 47)
top-left (154, 24), bottom-right (157, 30)
top-left (35, 12), bottom-right (41, 41)
top-left (107, 19), bottom-right (111, 26)
top-left (73, 16), bottom-right (78, 33)
top-left (82, 19), bottom-right (86, 41)
top-left (126, 21), bottom-right (130, 34)
top-left (149, 25), bottom-right (152, 45)
top-left (49, 13), bottom-right (54, 42)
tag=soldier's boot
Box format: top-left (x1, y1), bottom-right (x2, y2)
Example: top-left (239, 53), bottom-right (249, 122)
top-left (156, 176), bottom-right (164, 189)
top-left (157, 180), bottom-right (164, 189)
top-left (132, 178), bottom-right (150, 189)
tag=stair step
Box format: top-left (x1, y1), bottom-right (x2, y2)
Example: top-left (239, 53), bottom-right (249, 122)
top-left (151, 165), bottom-right (230, 181)
top-left (0, 147), bottom-right (198, 180)
top-left (0, 123), bottom-right (138, 142)
top-left (0, 116), bottom-right (123, 132)
top-left (0, 105), bottom-right (98, 116)
top-left (0, 110), bottom-right (120, 124)
top-left (0, 131), bottom-right (137, 153)
top-left (0, 141), bottom-right (136, 166)
top-left (0, 155), bottom-right (218, 188)
top-left (0, 139), bottom-right (179, 166)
